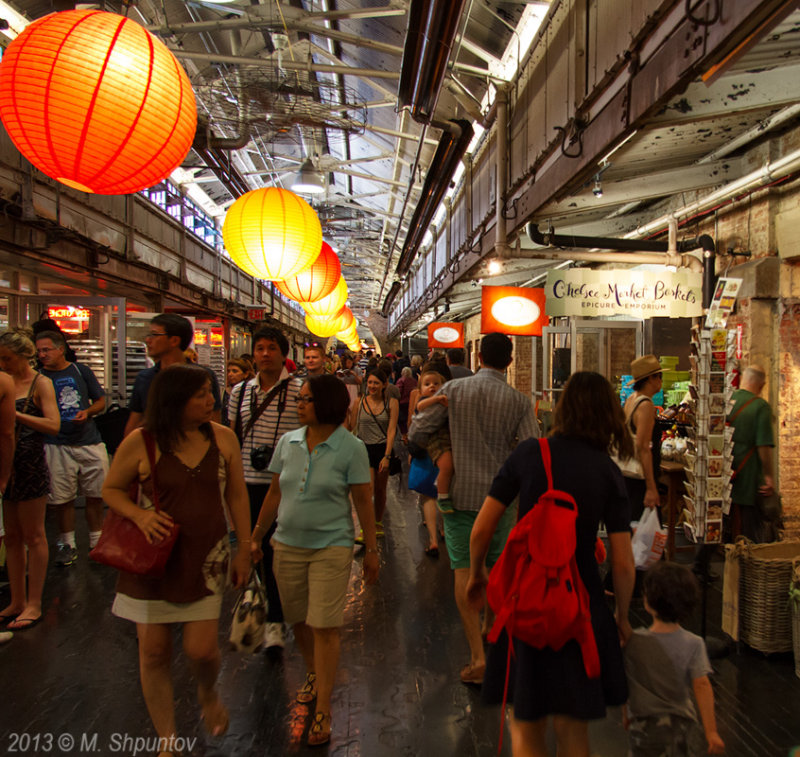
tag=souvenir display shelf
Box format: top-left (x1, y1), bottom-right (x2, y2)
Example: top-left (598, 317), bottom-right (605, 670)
top-left (683, 327), bottom-right (736, 544)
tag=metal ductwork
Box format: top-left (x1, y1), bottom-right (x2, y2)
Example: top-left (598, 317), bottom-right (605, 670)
top-left (396, 119), bottom-right (473, 276)
top-left (398, 0), bottom-right (469, 124)
top-left (381, 281), bottom-right (402, 317)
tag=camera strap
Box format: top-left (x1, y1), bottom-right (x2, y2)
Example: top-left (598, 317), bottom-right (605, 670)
top-left (239, 378), bottom-right (289, 445)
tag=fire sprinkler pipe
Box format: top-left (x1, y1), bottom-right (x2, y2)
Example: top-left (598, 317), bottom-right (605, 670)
top-left (495, 85), bottom-right (509, 258)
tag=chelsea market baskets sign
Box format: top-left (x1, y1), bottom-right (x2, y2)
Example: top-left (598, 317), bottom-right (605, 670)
top-left (545, 269), bottom-right (703, 318)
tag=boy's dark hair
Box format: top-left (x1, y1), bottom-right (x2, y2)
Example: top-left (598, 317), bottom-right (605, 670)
top-left (305, 374), bottom-right (350, 425)
top-left (35, 330), bottom-right (67, 351)
top-left (643, 562), bottom-right (700, 623)
top-left (253, 327), bottom-right (289, 357)
top-left (479, 332), bottom-right (513, 369)
top-left (152, 314), bottom-right (194, 351)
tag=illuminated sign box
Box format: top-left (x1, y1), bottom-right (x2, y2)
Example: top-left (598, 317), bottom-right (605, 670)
top-left (545, 269), bottom-right (703, 318)
top-left (428, 322), bottom-right (464, 348)
top-left (481, 286), bottom-right (548, 335)
top-left (48, 306), bottom-right (90, 320)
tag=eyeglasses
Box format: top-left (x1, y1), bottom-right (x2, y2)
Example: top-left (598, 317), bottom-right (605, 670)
top-left (295, 394), bottom-right (314, 405)
top-left (146, 331), bottom-right (168, 339)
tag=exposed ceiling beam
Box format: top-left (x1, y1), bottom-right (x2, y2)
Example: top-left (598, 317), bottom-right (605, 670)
top-left (537, 158), bottom-right (745, 219)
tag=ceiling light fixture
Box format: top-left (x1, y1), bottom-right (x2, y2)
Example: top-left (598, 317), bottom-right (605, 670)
top-left (291, 159), bottom-right (325, 195)
top-left (592, 175), bottom-right (603, 198)
top-left (487, 258), bottom-right (503, 275)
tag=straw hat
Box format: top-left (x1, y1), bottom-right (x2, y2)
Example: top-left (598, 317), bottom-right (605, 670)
top-left (628, 354), bottom-right (662, 385)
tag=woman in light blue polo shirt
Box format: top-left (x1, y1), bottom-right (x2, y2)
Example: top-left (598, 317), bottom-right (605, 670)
top-left (251, 374), bottom-right (379, 747)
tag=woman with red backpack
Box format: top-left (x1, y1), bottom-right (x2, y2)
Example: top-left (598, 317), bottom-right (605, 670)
top-left (467, 371), bottom-right (636, 757)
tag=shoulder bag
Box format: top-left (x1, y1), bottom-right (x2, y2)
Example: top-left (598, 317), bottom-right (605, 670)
top-left (229, 570), bottom-right (268, 654)
top-left (610, 396), bottom-right (651, 479)
top-left (89, 430), bottom-right (180, 577)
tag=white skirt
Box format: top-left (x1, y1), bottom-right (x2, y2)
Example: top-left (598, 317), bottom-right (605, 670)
top-left (112, 592), bottom-right (222, 624)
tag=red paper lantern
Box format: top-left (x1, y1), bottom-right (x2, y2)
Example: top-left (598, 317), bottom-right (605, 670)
top-left (275, 242), bottom-right (341, 303)
top-left (0, 10), bottom-right (197, 195)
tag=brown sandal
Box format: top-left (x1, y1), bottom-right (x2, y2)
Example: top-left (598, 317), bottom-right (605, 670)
top-left (296, 672), bottom-right (317, 704)
top-left (307, 711), bottom-right (331, 746)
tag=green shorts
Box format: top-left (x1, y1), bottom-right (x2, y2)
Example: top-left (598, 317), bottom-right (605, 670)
top-left (442, 505), bottom-right (517, 570)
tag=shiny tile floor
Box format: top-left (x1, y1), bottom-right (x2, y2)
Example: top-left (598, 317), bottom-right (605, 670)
top-left (1, 479), bottom-right (799, 756)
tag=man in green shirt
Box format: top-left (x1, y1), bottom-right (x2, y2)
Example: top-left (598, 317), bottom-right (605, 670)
top-left (727, 365), bottom-right (775, 542)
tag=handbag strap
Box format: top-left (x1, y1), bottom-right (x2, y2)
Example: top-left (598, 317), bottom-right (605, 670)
top-left (140, 429), bottom-right (162, 513)
top-left (538, 437), bottom-right (553, 490)
top-left (729, 395), bottom-right (756, 423)
top-left (363, 396), bottom-right (389, 439)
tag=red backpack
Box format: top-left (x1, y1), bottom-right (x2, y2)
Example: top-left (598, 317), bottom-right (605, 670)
top-left (486, 437), bottom-right (601, 679)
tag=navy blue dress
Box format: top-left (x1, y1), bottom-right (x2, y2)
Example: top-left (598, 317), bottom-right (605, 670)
top-left (481, 434), bottom-right (631, 721)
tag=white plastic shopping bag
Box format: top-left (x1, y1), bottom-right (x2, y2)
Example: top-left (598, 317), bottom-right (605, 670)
top-left (631, 507), bottom-right (667, 570)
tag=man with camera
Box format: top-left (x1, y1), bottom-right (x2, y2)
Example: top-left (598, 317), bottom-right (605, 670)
top-left (228, 327), bottom-right (303, 649)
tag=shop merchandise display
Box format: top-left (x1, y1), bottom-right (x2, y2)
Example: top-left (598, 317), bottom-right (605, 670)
top-left (682, 327), bottom-right (736, 544)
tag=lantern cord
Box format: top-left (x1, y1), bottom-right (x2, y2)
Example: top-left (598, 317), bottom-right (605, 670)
top-left (275, 1), bottom-right (295, 63)
top-left (121, 0), bottom-right (134, 18)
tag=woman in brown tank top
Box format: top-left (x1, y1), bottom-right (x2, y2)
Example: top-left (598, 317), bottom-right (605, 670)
top-left (102, 365), bottom-right (252, 752)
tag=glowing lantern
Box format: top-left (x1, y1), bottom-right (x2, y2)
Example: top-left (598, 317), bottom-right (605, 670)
top-left (301, 276), bottom-right (348, 317)
top-left (223, 188), bottom-right (322, 280)
top-left (275, 242), bottom-right (340, 303)
top-left (0, 10), bottom-right (196, 195)
top-left (305, 310), bottom-right (345, 339)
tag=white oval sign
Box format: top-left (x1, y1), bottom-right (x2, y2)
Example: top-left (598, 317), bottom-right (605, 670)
top-left (432, 326), bottom-right (460, 343)
top-left (491, 296), bottom-right (540, 327)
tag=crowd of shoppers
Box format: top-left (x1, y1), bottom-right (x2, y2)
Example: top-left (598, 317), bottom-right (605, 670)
top-left (0, 324), bottom-right (743, 754)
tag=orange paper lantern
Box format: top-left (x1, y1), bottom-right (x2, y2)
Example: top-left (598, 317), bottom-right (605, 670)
top-left (223, 188), bottom-right (323, 281)
top-left (0, 10), bottom-right (197, 195)
top-left (301, 276), bottom-right (348, 317)
top-left (275, 242), bottom-right (341, 303)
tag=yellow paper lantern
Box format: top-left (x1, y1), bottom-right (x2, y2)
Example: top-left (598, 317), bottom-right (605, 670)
top-left (223, 188), bottom-right (322, 280)
top-left (300, 276), bottom-right (348, 317)
top-left (305, 309), bottom-right (346, 338)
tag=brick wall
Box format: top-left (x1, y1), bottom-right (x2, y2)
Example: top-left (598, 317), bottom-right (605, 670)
top-left (777, 300), bottom-right (800, 536)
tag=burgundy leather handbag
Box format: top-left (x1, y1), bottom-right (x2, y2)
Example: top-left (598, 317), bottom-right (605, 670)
top-left (89, 430), bottom-right (180, 577)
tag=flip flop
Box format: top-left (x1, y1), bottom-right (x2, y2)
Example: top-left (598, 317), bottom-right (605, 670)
top-left (307, 712), bottom-right (331, 746)
top-left (7, 615), bottom-right (41, 631)
top-left (424, 545), bottom-right (439, 558)
top-left (201, 699), bottom-right (229, 737)
top-left (0, 612), bottom-right (20, 626)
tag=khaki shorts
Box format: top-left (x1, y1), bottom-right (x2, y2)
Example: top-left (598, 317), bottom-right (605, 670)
top-left (271, 540), bottom-right (353, 628)
top-left (45, 443), bottom-right (110, 505)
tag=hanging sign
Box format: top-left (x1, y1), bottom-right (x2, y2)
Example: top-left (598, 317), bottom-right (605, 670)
top-left (427, 322), bottom-right (464, 348)
top-left (545, 269), bottom-right (703, 318)
top-left (48, 306), bottom-right (90, 321)
top-left (705, 277), bottom-right (742, 328)
top-left (481, 286), bottom-right (548, 335)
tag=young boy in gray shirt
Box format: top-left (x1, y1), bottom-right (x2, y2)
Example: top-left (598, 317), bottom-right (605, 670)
top-left (623, 562), bottom-right (725, 756)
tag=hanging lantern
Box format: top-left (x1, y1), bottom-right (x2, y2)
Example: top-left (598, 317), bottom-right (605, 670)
top-left (223, 188), bottom-right (322, 281)
top-left (0, 10), bottom-right (197, 195)
top-left (334, 307), bottom-right (354, 333)
top-left (301, 276), bottom-right (348, 317)
top-left (305, 309), bottom-right (347, 339)
top-left (275, 242), bottom-right (341, 303)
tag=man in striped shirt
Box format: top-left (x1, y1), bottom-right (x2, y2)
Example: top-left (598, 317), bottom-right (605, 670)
top-left (229, 326), bottom-right (303, 649)
top-left (409, 332), bottom-right (538, 685)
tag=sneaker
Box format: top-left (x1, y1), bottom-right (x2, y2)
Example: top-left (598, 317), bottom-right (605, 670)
top-left (264, 622), bottom-right (286, 649)
top-left (54, 543), bottom-right (78, 567)
top-left (436, 497), bottom-right (455, 515)
top-left (0, 631), bottom-right (12, 644)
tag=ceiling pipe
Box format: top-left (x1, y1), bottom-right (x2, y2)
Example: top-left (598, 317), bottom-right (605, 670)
top-left (381, 281), bottom-right (402, 317)
top-left (625, 147), bottom-right (800, 240)
top-left (525, 223), bottom-right (707, 273)
top-left (494, 85), bottom-right (509, 258)
top-left (398, 0), bottom-right (469, 124)
top-left (396, 119), bottom-right (474, 276)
